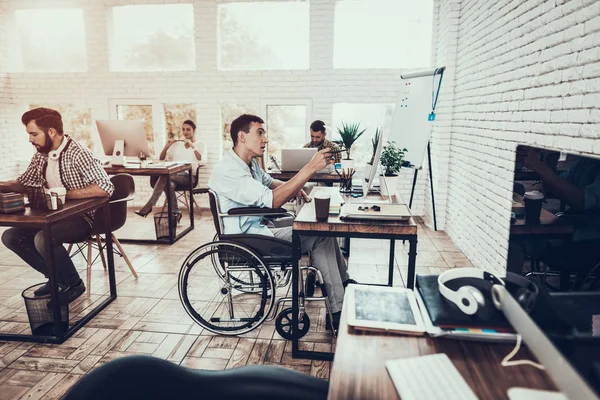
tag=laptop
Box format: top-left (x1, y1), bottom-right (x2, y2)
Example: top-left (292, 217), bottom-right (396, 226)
top-left (339, 203), bottom-right (412, 221)
top-left (280, 148), bottom-right (317, 172)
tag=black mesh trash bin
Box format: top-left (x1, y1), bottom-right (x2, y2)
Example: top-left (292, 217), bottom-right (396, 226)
top-left (154, 212), bottom-right (177, 240)
top-left (22, 283), bottom-right (69, 336)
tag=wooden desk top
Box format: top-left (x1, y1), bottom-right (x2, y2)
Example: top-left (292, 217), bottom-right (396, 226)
top-left (0, 198), bottom-right (108, 227)
top-left (270, 171), bottom-right (339, 183)
top-left (328, 299), bottom-right (557, 400)
top-left (104, 163), bottom-right (191, 176)
top-left (294, 188), bottom-right (417, 236)
top-left (510, 195), bottom-right (574, 236)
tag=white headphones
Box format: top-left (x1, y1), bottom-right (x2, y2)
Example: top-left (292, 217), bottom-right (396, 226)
top-left (438, 268), bottom-right (540, 318)
top-left (438, 268), bottom-right (505, 316)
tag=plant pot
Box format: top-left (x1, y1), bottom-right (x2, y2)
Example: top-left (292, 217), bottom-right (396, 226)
top-left (340, 159), bottom-right (355, 170)
top-left (380, 175), bottom-right (399, 196)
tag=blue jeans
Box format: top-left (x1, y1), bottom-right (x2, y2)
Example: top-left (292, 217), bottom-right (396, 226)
top-left (1, 216), bottom-right (92, 285)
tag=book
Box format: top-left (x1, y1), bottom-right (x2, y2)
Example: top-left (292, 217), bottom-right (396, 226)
top-left (346, 285), bottom-right (426, 335)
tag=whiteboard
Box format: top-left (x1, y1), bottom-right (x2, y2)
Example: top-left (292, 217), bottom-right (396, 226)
top-left (388, 68), bottom-right (444, 169)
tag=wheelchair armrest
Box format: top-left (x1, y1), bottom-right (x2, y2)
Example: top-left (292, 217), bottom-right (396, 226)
top-left (228, 206), bottom-right (290, 217)
top-left (556, 209), bottom-right (600, 223)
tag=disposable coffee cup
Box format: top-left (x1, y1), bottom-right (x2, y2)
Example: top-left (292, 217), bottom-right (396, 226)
top-left (314, 192), bottom-right (331, 222)
top-left (524, 190), bottom-right (544, 224)
top-left (47, 187), bottom-right (67, 209)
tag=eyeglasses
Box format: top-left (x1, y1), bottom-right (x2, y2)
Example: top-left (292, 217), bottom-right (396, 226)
top-left (357, 205), bottom-right (381, 212)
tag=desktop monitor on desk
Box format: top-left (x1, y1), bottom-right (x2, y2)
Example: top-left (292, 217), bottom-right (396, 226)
top-left (500, 144), bottom-right (600, 399)
top-left (96, 120), bottom-right (151, 166)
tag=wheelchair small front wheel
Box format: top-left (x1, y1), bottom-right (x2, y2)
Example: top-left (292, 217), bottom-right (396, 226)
top-left (275, 307), bottom-right (310, 340)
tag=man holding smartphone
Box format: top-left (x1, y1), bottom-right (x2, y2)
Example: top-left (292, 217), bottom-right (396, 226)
top-left (303, 120), bottom-right (342, 164)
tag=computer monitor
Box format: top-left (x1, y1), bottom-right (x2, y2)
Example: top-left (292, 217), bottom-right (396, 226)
top-left (500, 144), bottom-right (600, 399)
top-left (96, 120), bottom-right (151, 158)
top-left (362, 132), bottom-right (385, 199)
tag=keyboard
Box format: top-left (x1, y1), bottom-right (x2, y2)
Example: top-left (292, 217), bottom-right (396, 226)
top-left (385, 353), bottom-right (478, 400)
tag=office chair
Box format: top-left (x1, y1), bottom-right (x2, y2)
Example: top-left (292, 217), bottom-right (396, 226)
top-left (68, 174), bottom-right (139, 294)
top-left (178, 189), bottom-right (335, 339)
top-left (63, 355), bottom-right (328, 400)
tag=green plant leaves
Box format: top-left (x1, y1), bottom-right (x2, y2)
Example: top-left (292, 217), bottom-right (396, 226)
top-left (380, 141), bottom-right (407, 176)
top-left (334, 121), bottom-right (366, 160)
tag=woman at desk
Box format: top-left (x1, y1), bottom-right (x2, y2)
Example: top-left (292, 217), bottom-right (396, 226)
top-left (135, 120), bottom-right (203, 218)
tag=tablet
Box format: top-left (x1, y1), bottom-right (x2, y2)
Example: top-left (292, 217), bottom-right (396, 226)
top-left (346, 285), bottom-right (426, 335)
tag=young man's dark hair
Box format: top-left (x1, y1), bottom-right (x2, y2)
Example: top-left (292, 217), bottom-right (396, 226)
top-left (21, 107), bottom-right (64, 135)
top-left (310, 120), bottom-right (326, 133)
top-left (230, 114), bottom-right (264, 146)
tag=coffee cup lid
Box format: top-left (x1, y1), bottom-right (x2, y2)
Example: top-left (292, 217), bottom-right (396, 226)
top-left (524, 190), bottom-right (544, 200)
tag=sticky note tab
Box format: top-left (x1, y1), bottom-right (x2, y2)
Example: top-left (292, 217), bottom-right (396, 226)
top-left (428, 113), bottom-right (436, 121)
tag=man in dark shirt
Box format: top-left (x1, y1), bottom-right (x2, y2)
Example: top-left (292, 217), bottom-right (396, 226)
top-left (303, 120), bottom-right (342, 164)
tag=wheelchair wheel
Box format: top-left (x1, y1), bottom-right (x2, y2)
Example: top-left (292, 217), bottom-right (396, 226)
top-left (179, 241), bottom-right (275, 336)
top-left (275, 307), bottom-right (310, 340)
top-left (209, 236), bottom-right (272, 295)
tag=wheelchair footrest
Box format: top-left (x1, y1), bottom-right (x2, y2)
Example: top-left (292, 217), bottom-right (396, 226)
top-left (210, 317), bottom-right (260, 323)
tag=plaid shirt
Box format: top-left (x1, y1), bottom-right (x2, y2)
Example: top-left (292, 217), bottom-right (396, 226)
top-left (17, 135), bottom-right (114, 222)
top-left (303, 138), bottom-right (342, 163)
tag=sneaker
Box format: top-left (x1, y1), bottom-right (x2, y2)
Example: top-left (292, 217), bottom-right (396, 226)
top-left (34, 281), bottom-right (51, 297)
top-left (343, 278), bottom-right (358, 288)
top-left (60, 280), bottom-right (86, 304)
top-left (325, 311), bottom-right (341, 331)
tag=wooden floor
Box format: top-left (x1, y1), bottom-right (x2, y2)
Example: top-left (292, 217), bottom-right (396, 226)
top-left (0, 208), bottom-right (472, 399)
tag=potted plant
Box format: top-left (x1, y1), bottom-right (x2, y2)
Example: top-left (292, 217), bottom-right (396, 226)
top-left (379, 141), bottom-right (407, 196)
top-left (334, 122), bottom-right (366, 169)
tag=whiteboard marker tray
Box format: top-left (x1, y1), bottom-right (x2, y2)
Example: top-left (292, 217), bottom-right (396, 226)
top-left (339, 203), bottom-right (412, 221)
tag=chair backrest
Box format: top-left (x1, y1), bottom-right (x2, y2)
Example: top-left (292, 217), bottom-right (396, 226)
top-left (92, 174), bottom-right (135, 235)
top-left (208, 188), bottom-right (224, 237)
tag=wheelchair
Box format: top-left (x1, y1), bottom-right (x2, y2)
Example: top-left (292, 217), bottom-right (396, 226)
top-left (178, 189), bottom-right (336, 339)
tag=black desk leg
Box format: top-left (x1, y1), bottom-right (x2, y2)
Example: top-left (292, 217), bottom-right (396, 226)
top-left (291, 231), bottom-right (301, 358)
top-left (188, 170), bottom-right (194, 228)
top-left (166, 174), bottom-right (174, 244)
top-left (103, 203), bottom-right (117, 297)
top-left (42, 225), bottom-right (64, 339)
top-left (407, 239), bottom-right (418, 289)
top-left (388, 239), bottom-right (395, 286)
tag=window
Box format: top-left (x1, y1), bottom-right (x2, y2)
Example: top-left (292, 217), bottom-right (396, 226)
top-left (109, 4), bottom-right (195, 72)
top-left (164, 104), bottom-right (197, 140)
top-left (218, 2), bottom-right (309, 70)
top-left (29, 104), bottom-right (93, 151)
top-left (220, 104), bottom-right (260, 156)
top-left (11, 9), bottom-right (87, 72)
top-left (331, 103), bottom-right (394, 166)
top-left (116, 105), bottom-right (155, 156)
top-left (265, 105), bottom-right (308, 164)
top-left (333, 0), bottom-right (433, 68)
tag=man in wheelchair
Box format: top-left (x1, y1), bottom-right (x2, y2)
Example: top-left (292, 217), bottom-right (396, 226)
top-left (209, 114), bottom-right (356, 329)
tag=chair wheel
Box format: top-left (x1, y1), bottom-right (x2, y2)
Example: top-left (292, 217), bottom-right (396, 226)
top-left (275, 307), bottom-right (310, 340)
top-left (305, 270), bottom-right (316, 298)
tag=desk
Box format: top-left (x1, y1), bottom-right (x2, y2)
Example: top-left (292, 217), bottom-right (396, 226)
top-left (104, 163), bottom-right (194, 244)
top-left (0, 198), bottom-right (117, 343)
top-left (328, 299), bottom-right (556, 400)
top-left (291, 188), bottom-right (418, 360)
top-left (270, 171), bottom-right (339, 186)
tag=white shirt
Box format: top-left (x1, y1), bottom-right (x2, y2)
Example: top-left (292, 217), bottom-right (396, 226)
top-left (45, 136), bottom-right (69, 189)
top-left (166, 141), bottom-right (199, 171)
top-left (208, 149), bottom-right (274, 236)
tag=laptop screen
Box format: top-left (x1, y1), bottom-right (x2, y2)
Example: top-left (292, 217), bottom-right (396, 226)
top-left (507, 144), bottom-right (600, 395)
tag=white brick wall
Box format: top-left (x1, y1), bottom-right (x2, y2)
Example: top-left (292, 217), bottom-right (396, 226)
top-left (0, 3), bottom-right (18, 181)
top-left (439, 0), bottom-right (600, 274)
top-left (0, 0), bottom-right (434, 211)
